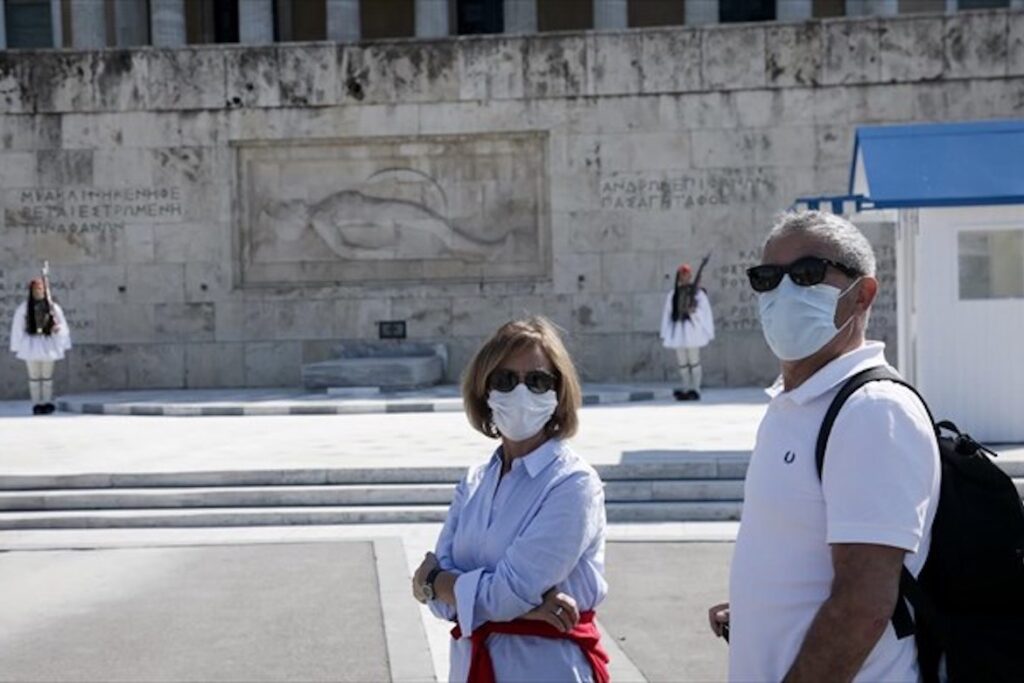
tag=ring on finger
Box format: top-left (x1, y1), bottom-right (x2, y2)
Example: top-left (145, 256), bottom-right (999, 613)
top-left (554, 606), bottom-right (564, 616)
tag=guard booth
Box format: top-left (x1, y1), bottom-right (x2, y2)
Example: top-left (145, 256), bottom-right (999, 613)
top-left (796, 120), bottom-right (1024, 443)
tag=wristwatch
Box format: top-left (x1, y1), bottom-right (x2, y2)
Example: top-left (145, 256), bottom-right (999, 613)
top-left (422, 566), bottom-right (443, 601)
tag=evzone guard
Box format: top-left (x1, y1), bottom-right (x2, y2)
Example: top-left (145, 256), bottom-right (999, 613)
top-left (660, 254), bottom-right (715, 401)
top-left (8, 262), bottom-right (72, 415)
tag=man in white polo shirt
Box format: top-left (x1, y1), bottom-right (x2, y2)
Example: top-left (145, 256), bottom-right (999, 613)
top-left (708, 211), bottom-right (940, 682)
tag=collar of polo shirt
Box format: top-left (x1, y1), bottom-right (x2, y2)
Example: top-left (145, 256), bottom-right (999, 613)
top-left (767, 341), bottom-right (890, 406)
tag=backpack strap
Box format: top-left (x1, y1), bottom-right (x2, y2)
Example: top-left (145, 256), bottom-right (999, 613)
top-left (814, 365), bottom-right (937, 641)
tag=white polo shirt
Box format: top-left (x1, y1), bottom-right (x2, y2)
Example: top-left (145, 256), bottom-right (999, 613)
top-left (729, 342), bottom-right (940, 683)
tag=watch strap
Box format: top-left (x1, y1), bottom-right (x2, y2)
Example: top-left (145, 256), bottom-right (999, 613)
top-left (424, 566), bottom-right (443, 590)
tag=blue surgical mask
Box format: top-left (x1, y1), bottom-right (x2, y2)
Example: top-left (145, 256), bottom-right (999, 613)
top-left (757, 275), bottom-right (861, 361)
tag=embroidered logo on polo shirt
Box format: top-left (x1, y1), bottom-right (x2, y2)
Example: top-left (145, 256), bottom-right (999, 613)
top-left (783, 451), bottom-right (796, 464)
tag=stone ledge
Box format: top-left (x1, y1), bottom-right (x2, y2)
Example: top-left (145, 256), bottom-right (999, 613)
top-left (57, 384), bottom-right (677, 417)
top-left (0, 10), bottom-right (1019, 115)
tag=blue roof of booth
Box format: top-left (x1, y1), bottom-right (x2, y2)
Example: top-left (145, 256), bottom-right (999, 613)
top-left (849, 119), bottom-right (1024, 208)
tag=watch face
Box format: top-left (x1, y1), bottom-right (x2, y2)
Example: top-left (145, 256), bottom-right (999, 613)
top-left (422, 582), bottom-right (435, 601)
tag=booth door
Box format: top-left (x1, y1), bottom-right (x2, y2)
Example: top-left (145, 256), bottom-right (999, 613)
top-left (916, 206), bottom-right (1024, 443)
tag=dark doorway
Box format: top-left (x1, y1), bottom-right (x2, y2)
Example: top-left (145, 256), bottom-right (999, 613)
top-left (361, 0), bottom-right (415, 39)
top-left (629, 0), bottom-right (685, 27)
top-left (5, 0), bottom-right (54, 48)
top-left (719, 0), bottom-right (775, 23)
top-left (537, 0), bottom-right (592, 32)
top-left (957, 0), bottom-right (1008, 8)
top-left (457, 0), bottom-right (503, 34)
top-left (213, 0), bottom-right (239, 42)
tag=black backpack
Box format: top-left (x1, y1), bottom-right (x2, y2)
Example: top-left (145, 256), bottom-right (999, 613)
top-left (816, 366), bottom-right (1024, 683)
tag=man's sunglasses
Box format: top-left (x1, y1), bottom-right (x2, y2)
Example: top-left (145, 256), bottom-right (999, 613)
top-left (488, 369), bottom-right (558, 394)
top-left (746, 256), bottom-right (861, 293)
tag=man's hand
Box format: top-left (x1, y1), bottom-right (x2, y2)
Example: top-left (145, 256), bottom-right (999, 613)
top-left (708, 602), bottom-right (730, 638)
top-left (521, 588), bottom-right (580, 633)
top-left (411, 552), bottom-right (439, 604)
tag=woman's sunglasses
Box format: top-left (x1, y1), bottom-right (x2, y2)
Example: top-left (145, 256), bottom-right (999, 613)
top-left (488, 369), bottom-right (558, 394)
top-left (746, 256), bottom-right (861, 293)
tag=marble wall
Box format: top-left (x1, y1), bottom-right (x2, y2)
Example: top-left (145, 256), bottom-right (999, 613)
top-left (1, 9), bottom-right (1022, 396)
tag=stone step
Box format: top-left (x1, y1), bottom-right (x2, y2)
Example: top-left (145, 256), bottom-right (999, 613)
top-left (0, 501), bottom-right (743, 529)
top-left (5, 457), bottom-right (1022, 493)
top-left (0, 461), bottom-right (751, 491)
top-left (0, 480), bottom-right (747, 512)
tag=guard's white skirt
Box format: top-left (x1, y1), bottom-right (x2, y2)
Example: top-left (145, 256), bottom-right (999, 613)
top-left (9, 302), bottom-right (72, 362)
top-left (660, 289), bottom-right (715, 349)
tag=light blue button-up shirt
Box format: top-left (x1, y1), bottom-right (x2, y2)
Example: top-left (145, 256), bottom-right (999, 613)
top-left (428, 438), bottom-right (608, 682)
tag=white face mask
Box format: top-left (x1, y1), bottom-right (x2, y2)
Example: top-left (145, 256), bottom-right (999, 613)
top-left (487, 384), bottom-right (558, 442)
top-left (757, 275), bottom-right (861, 362)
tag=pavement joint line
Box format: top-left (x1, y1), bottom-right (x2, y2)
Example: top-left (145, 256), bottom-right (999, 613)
top-left (374, 537), bottom-right (438, 683)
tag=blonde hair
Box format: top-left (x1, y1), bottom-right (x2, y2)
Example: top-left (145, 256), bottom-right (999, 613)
top-left (461, 316), bottom-right (582, 440)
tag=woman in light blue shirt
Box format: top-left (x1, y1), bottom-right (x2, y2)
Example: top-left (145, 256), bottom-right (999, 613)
top-left (412, 316), bottom-right (609, 682)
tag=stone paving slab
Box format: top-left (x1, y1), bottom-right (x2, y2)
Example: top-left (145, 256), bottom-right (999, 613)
top-left (600, 542), bottom-right (733, 682)
top-left (0, 389), bottom-right (770, 476)
top-left (0, 542), bottom-right (398, 683)
top-left (53, 383), bottom-right (680, 417)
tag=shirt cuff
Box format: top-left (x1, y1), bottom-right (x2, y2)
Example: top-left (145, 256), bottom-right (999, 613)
top-left (427, 598), bottom-right (456, 622)
top-left (454, 567), bottom-right (485, 638)
top-left (827, 523), bottom-right (922, 553)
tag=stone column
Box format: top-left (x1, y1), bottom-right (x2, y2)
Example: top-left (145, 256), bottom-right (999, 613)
top-left (150, 0), bottom-right (186, 46)
top-left (415, 0), bottom-right (448, 38)
top-left (845, 0), bottom-right (898, 16)
top-left (776, 0), bottom-right (812, 21)
top-left (504, 0), bottom-right (537, 33)
top-left (593, 0), bottom-right (627, 29)
top-left (71, 0), bottom-right (107, 48)
top-left (686, 0), bottom-right (718, 25)
top-left (239, 0), bottom-right (274, 43)
top-left (326, 0), bottom-right (360, 42)
top-left (114, 0), bottom-right (149, 46)
top-left (50, 0), bottom-right (63, 47)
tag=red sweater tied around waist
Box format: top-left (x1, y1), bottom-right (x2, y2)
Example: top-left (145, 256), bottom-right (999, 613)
top-left (450, 610), bottom-right (610, 683)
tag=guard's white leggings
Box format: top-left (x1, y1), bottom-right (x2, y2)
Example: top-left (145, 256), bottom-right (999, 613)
top-left (26, 360), bottom-right (55, 403)
top-left (674, 347), bottom-right (702, 392)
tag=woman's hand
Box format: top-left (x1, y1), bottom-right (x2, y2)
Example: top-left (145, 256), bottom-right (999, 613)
top-left (411, 552), bottom-right (439, 604)
top-left (708, 602), bottom-right (730, 638)
top-left (520, 587), bottom-right (579, 633)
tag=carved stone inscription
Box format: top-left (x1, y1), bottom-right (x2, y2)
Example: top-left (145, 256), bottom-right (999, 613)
top-left (5, 187), bottom-right (184, 235)
top-left (599, 169), bottom-right (776, 211)
top-left (236, 133), bottom-right (549, 286)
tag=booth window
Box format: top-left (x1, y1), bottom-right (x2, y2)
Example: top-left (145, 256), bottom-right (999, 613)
top-left (958, 229), bottom-right (1024, 300)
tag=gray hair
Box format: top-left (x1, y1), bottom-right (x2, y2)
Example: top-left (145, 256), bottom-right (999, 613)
top-left (765, 211), bottom-right (877, 276)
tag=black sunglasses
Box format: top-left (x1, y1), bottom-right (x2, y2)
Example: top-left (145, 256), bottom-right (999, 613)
top-left (746, 256), bottom-right (861, 293)
top-left (488, 369), bottom-right (558, 395)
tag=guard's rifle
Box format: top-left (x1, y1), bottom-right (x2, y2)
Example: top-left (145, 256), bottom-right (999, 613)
top-left (41, 261), bottom-right (53, 308)
top-left (41, 260), bottom-right (56, 334)
top-left (679, 251), bottom-right (712, 321)
top-left (692, 251), bottom-right (712, 292)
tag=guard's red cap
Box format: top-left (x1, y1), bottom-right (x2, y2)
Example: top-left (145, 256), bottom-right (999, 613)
top-left (677, 263), bottom-right (692, 276)
top-left (28, 278), bottom-right (44, 288)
